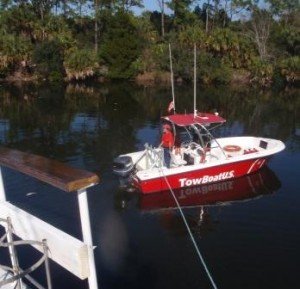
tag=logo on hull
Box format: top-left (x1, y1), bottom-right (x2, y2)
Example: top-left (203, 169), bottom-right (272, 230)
top-left (179, 171), bottom-right (235, 187)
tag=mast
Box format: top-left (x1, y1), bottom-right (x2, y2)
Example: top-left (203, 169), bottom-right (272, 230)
top-left (194, 43), bottom-right (197, 117)
top-left (169, 43), bottom-right (176, 113)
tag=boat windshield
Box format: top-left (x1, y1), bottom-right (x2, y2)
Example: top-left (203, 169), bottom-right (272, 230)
top-left (168, 123), bottom-right (213, 149)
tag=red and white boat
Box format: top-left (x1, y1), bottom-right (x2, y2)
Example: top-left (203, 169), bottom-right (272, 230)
top-left (113, 112), bottom-right (285, 194)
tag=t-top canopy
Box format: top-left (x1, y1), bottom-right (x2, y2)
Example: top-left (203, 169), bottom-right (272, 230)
top-left (162, 113), bottom-right (226, 127)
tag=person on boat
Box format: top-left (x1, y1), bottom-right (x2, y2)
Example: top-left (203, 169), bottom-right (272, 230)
top-left (160, 124), bottom-right (174, 168)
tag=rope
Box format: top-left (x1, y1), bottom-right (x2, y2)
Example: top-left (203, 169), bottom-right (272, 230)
top-left (160, 169), bottom-right (219, 289)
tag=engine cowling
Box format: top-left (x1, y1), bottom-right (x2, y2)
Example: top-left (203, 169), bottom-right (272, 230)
top-left (113, 155), bottom-right (134, 177)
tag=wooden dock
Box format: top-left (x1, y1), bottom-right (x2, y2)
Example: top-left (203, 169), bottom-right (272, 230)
top-left (0, 147), bottom-right (100, 289)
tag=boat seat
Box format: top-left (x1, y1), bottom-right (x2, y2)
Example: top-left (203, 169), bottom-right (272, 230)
top-left (171, 153), bottom-right (187, 167)
top-left (147, 148), bottom-right (164, 169)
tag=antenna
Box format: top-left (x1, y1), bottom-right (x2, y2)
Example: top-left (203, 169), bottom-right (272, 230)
top-left (169, 43), bottom-right (176, 113)
top-left (194, 43), bottom-right (197, 117)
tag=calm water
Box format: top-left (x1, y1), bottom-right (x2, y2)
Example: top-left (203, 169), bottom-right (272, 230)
top-left (0, 82), bottom-right (299, 289)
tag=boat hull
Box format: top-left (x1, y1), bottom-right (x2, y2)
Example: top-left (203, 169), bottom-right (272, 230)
top-left (134, 157), bottom-right (269, 194)
top-left (139, 166), bottom-right (281, 211)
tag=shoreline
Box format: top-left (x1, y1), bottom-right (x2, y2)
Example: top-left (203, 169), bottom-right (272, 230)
top-left (0, 70), bottom-right (298, 88)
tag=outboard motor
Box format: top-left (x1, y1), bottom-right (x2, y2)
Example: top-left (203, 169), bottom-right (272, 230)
top-left (113, 155), bottom-right (134, 177)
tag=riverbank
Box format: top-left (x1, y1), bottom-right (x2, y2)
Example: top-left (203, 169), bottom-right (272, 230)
top-left (135, 70), bottom-right (253, 86)
top-left (1, 68), bottom-right (299, 88)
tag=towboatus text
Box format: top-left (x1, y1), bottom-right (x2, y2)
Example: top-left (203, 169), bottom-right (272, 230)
top-left (179, 171), bottom-right (235, 187)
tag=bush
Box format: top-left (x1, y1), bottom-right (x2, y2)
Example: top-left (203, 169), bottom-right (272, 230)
top-left (64, 48), bottom-right (98, 80)
top-left (276, 56), bottom-right (300, 84)
top-left (0, 31), bottom-right (32, 77)
top-left (197, 52), bottom-right (233, 84)
top-left (167, 45), bottom-right (232, 84)
top-left (99, 11), bottom-right (143, 79)
top-left (32, 40), bottom-right (64, 81)
top-left (249, 58), bottom-right (274, 86)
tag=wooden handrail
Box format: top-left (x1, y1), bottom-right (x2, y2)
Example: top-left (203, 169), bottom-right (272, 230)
top-left (0, 147), bottom-right (100, 192)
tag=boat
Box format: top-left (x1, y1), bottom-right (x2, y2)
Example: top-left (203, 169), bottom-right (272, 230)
top-left (113, 111), bottom-right (285, 194)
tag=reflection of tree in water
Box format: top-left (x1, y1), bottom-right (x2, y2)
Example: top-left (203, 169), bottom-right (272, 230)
top-left (79, 84), bottom-right (145, 171)
top-left (278, 89), bottom-right (300, 152)
top-left (0, 84), bottom-right (78, 160)
top-left (132, 84), bottom-right (299, 146)
top-left (0, 83), bottom-right (151, 172)
top-left (0, 83), bottom-right (299, 172)
top-left (190, 86), bottom-right (299, 144)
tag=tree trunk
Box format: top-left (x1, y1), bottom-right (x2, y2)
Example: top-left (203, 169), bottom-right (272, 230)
top-left (206, 0), bottom-right (210, 33)
top-left (157, 0), bottom-right (165, 37)
top-left (251, 10), bottom-right (271, 61)
top-left (223, 0), bottom-right (228, 27)
top-left (94, 0), bottom-right (99, 53)
top-left (161, 0), bottom-right (165, 37)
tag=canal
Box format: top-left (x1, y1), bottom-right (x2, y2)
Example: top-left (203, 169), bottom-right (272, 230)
top-left (0, 82), bottom-right (299, 289)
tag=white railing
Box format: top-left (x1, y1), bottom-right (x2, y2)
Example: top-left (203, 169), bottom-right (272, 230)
top-left (0, 217), bottom-right (51, 289)
top-left (0, 147), bottom-right (100, 289)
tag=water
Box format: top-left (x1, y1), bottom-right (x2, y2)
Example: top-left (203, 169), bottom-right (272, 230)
top-left (0, 82), bottom-right (299, 289)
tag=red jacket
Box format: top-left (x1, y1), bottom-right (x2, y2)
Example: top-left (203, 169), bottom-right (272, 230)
top-left (161, 130), bottom-right (174, 148)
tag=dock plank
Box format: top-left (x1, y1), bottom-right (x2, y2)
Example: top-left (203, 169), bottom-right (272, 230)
top-left (0, 147), bottom-right (99, 192)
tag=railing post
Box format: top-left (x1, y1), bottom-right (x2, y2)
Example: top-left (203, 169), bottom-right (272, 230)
top-left (77, 188), bottom-right (98, 289)
top-left (42, 239), bottom-right (52, 289)
top-left (6, 217), bottom-right (23, 289)
top-left (0, 166), bottom-right (6, 202)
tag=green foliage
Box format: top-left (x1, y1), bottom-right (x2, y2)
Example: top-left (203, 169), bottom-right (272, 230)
top-left (133, 42), bottom-right (169, 73)
top-left (149, 10), bottom-right (173, 36)
top-left (197, 52), bottom-right (233, 84)
top-left (0, 32), bottom-right (32, 60)
top-left (64, 48), bottom-right (98, 80)
top-left (65, 48), bottom-right (97, 71)
top-left (211, 28), bottom-right (257, 69)
top-left (177, 24), bottom-right (206, 47)
top-left (276, 56), bottom-right (300, 84)
top-left (33, 40), bottom-right (64, 81)
top-left (0, 0), bottom-right (298, 86)
top-left (267, 0), bottom-right (299, 17)
top-left (271, 24), bottom-right (300, 56)
top-left (99, 11), bottom-right (143, 79)
top-left (0, 30), bottom-right (32, 77)
top-left (0, 4), bottom-right (37, 38)
top-left (39, 15), bottom-right (72, 43)
top-left (31, 0), bottom-right (55, 19)
top-left (249, 57), bottom-right (274, 85)
top-left (168, 0), bottom-right (195, 27)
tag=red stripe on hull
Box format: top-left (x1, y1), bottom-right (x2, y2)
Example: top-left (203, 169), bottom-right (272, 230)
top-left (137, 158), bottom-right (268, 194)
top-left (140, 166), bottom-right (280, 211)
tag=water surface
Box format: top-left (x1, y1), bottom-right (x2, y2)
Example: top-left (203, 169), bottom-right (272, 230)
top-left (0, 82), bottom-right (299, 289)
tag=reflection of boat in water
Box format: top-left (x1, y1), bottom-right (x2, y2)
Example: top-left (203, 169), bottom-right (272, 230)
top-left (115, 167), bottom-right (281, 236)
top-left (138, 166), bottom-right (281, 212)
